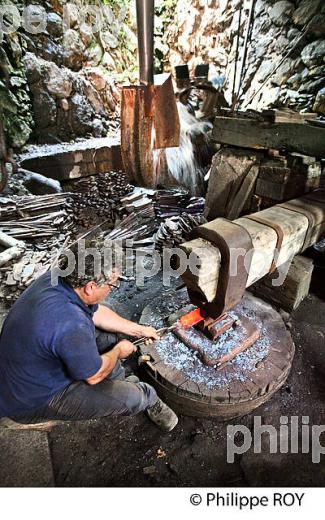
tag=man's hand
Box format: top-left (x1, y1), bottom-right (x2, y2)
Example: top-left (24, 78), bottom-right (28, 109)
top-left (115, 340), bottom-right (137, 359)
top-left (135, 325), bottom-right (159, 345)
top-left (93, 305), bottom-right (159, 343)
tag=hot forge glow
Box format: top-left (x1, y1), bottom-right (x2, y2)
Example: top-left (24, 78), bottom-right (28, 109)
top-left (178, 307), bottom-right (204, 328)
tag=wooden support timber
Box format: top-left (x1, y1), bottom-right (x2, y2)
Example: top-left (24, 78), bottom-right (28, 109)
top-left (205, 148), bottom-right (263, 220)
top-left (212, 117), bottom-right (325, 158)
top-left (205, 148), bottom-right (322, 221)
top-left (250, 255), bottom-right (314, 312)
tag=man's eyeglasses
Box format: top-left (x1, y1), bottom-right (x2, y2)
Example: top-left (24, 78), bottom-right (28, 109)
top-left (99, 280), bottom-right (120, 291)
top-left (107, 283), bottom-right (119, 290)
top-left (96, 275), bottom-right (120, 291)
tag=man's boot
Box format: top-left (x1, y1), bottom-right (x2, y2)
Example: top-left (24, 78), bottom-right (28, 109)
top-left (146, 397), bottom-right (178, 432)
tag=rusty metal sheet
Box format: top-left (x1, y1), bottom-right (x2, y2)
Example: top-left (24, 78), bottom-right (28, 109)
top-left (121, 73), bottom-right (180, 188)
top-left (190, 218), bottom-right (253, 318)
top-left (121, 85), bottom-right (155, 187)
top-left (152, 73), bottom-right (180, 150)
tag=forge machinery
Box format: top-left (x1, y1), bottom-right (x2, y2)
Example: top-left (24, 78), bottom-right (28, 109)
top-left (138, 190), bottom-right (325, 419)
top-left (121, 0), bottom-right (180, 188)
top-left (122, 0), bottom-right (325, 419)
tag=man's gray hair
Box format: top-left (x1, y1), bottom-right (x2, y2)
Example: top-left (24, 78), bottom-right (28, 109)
top-left (58, 238), bottom-right (117, 288)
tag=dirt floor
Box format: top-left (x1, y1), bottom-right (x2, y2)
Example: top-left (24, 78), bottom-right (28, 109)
top-left (1, 257), bottom-right (325, 487)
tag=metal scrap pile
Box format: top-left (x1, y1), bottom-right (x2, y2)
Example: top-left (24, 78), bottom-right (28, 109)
top-left (154, 213), bottom-right (206, 253)
top-left (0, 250), bottom-right (53, 306)
top-left (104, 190), bottom-right (157, 248)
top-left (0, 193), bottom-right (75, 305)
top-left (104, 188), bottom-right (206, 252)
top-left (0, 193), bottom-right (77, 243)
top-left (0, 171), bottom-right (133, 306)
top-left (0, 179), bottom-right (206, 306)
top-left (66, 170), bottom-right (133, 230)
top-left (153, 190), bottom-right (205, 219)
top-left (153, 190), bottom-right (206, 252)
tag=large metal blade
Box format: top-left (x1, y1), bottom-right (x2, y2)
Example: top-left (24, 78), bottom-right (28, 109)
top-left (121, 74), bottom-right (180, 187)
top-left (152, 73), bottom-right (180, 150)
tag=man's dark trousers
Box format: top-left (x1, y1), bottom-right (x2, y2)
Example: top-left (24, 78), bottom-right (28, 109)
top-left (11, 330), bottom-right (157, 424)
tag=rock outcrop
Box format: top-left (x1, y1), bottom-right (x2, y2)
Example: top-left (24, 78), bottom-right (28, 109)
top-left (1, 0), bottom-right (137, 147)
top-left (23, 51), bottom-right (121, 142)
top-left (163, 0), bottom-right (325, 113)
top-left (2, 0), bottom-right (324, 151)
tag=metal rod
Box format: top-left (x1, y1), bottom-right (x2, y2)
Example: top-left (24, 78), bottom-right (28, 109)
top-left (136, 0), bottom-right (154, 85)
top-left (133, 325), bottom-right (176, 347)
top-left (231, 0), bottom-right (243, 108)
top-left (236, 0), bottom-right (256, 104)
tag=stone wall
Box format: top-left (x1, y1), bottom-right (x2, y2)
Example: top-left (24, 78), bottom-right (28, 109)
top-left (2, 0), bottom-right (325, 151)
top-left (1, 0), bottom-right (137, 147)
top-left (164, 0), bottom-right (325, 113)
top-left (0, 10), bottom-right (34, 149)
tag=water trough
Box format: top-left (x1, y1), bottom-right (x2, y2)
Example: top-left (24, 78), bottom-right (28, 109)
top-left (19, 137), bottom-right (123, 182)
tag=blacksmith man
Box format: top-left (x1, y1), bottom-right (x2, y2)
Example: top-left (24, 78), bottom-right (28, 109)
top-left (0, 242), bottom-right (178, 431)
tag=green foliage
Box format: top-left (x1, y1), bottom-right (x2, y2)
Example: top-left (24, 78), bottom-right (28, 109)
top-left (155, 0), bottom-right (177, 21)
top-left (154, 0), bottom-right (177, 73)
top-left (0, 34), bottom-right (33, 149)
top-left (100, 0), bottom-right (137, 81)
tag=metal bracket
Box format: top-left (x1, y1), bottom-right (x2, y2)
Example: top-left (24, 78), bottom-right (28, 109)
top-left (190, 218), bottom-right (253, 318)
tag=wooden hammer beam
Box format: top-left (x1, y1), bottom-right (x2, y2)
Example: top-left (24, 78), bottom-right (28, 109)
top-left (180, 192), bottom-right (325, 305)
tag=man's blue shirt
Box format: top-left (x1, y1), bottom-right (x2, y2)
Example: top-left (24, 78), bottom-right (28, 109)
top-left (0, 272), bottom-right (102, 417)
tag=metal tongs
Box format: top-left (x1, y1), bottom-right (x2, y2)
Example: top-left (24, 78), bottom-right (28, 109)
top-left (133, 325), bottom-right (176, 347)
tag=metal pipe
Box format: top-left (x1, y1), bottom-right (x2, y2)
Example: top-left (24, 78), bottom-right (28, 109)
top-left (136, 0), bottom-right (154, 85)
